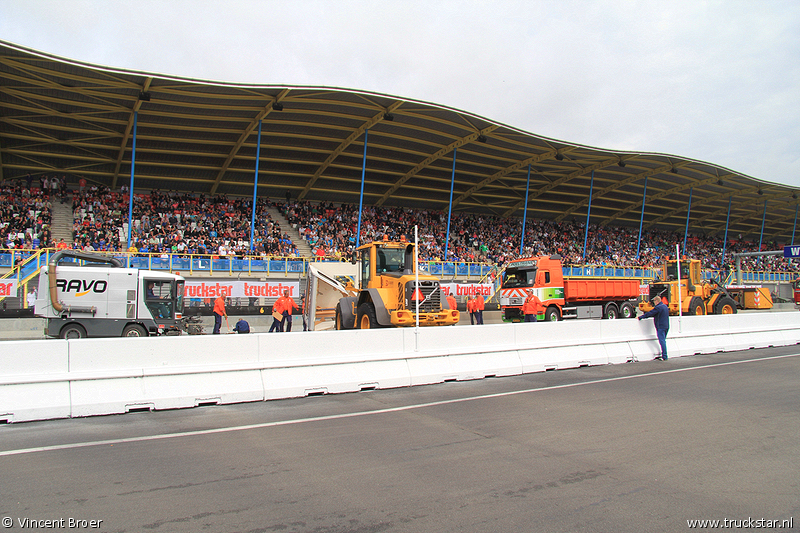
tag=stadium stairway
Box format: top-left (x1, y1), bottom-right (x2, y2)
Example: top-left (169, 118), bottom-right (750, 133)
top-left (267, 206), bottom-right (313, 258)
top-left (49, 195), bottom-right (73, 246)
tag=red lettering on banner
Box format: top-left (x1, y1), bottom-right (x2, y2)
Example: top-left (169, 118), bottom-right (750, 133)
top-left (0, 283), bottom-right (11, 296)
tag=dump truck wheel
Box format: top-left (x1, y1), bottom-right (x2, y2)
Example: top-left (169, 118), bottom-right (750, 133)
top-left (619, 302), bottom-right (636, 318)
top-left (688, 296), bottom-right (705, 316)
top-left (544, 306), bottom-right (560, 322)
top-left (714, 296), bottom-right (737, 315)
top-left (122, 324), bottom-right (147, 337)
top-left (60, 324), bottom-right (86, 339)
top-left (357, 302), bottom-right (380, 329)
top-left (603, 302), bottom-right (619, 319)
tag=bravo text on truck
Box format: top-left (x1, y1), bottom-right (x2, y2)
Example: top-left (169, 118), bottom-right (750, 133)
top-left (34, 251), bottom-right (186, 339)
top-left (334, 238), bottom-right (459, 329)
top-left (499, 255), bottom-right (640, 321)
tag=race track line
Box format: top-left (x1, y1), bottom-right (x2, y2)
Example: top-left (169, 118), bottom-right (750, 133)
top-left (1, 351), bottom-right (797, 457)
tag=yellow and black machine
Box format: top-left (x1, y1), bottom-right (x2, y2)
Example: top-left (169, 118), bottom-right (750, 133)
top-left (640, 258), bottom-right (772, 316)
top-left (334, 237), bottom-right (460, 329)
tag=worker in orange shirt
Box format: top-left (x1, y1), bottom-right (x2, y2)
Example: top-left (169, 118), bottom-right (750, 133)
top-left (212, 294), bottom-right (227, 334)
top-left (475, 293), bottom-right (485, 325)
top-left (466, 296), bottom-right (475, 325)
top-left (279, 289), bottom-right (300, 332)
top-left (446, 292), bottom-right (457, 312)
top-left (522, 288), bottom-right (544, 323)
top-left (269, 294), bottom-right (284, 332)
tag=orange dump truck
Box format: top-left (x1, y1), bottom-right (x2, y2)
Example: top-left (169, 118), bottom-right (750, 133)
top-left (499, 255), bottom-right (641, 321)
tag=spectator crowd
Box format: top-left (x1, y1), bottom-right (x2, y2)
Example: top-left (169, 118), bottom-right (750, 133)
top-left (2, 174), bottom-right (799, 275)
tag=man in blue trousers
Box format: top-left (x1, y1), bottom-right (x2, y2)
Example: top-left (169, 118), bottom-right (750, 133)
top-left (639, 296), bottom-right (670, 360)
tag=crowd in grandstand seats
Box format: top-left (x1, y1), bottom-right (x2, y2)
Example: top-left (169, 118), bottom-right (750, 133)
top-left (281, 199), bottom-right (800, 274)
top-left (1, 174), bottom-right (799, 275)
top-left (0, 175), bottom-right (53, 250)
top-left (73, 187), bottom-right (297, 258)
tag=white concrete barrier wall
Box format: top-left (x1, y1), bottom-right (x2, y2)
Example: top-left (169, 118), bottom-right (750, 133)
top-left (1, 312), bottom-right (799, 423)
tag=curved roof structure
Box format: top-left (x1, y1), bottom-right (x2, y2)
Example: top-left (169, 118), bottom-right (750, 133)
top-left (1, 40), bottom-right (797, 243)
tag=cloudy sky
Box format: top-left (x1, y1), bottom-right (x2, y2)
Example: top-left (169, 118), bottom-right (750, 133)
top-left (3, 0), bottom-right (799, 186)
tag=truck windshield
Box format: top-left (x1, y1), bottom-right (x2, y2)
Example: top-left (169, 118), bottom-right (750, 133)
top-left (503, 268), bottom-right (537, 288)
top-left (375, 247), bottom-right (406, 273)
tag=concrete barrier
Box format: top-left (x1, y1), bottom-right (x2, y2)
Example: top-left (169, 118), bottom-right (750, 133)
top-left (1, 312), bottom-right (799, 423)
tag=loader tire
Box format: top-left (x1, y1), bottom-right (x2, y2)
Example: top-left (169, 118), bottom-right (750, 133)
top-left (335, 303), bottom-right (346, 330)
top-left (357, 302), bottom-right (381, 329)
top-left (713, 296), bottom-right (737, 315)
top-left (688, 296), bottom-right (705, 316)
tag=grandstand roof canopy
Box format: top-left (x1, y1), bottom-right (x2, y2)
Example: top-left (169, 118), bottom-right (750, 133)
top-left (1, 40), bottom-right (797, 244)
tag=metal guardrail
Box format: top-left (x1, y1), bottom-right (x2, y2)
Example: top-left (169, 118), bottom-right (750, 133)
top-left (0, 249), bottom-right (797, 283)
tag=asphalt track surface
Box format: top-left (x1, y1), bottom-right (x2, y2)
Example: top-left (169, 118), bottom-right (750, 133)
top-left (1, 346), bottom-right (798, 533)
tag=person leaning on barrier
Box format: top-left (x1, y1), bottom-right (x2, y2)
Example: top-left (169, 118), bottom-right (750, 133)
top-left (638, 296), bottom-right (670, 360)
top-left (232, 317), bottom-right (250, 334)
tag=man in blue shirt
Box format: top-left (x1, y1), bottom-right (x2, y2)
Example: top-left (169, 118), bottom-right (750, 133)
top-left (232, 318), bottom-right (250, 334)
top-left (639, 296), bottom-right (670, 360)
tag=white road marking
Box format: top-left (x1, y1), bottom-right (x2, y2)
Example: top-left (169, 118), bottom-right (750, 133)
top-left (1, 352), bottom-right (797, 457)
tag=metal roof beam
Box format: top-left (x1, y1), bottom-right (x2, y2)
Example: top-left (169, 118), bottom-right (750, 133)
top-left (375, 125), bottom-right (499, 207)
top-left (210, 88), bottom-right (290, 194)
top-left (299, 100), bottom-right (404, 200)
top-left (112, 77), bottom-right (152, 189)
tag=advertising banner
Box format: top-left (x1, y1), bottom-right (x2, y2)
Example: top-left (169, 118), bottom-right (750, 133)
top-left (184, 280), bottom-right (300, 299)
top-left (0, 279), bottom-right (18, 297)
top-left (440, 283), bottom-right (493, 297)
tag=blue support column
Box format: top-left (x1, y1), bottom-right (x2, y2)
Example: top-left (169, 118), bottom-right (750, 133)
top-left (683, 187), bottom-right (693, 254)
top-left (249, 119), bottom-right (262, 253)
top-left (444, 148), bottom-right (457, 259)
top-left (126, 111), bottom-right (138, 257)
top-left (520, 164), bottom-right (532, 255)
top-left (722, 196), bottom-right (732, 264)
top-left (582, 170), bottom-right (594, 260)
top-left (355, 129), bottom-right (369, 248)
top-left (635, 176), bottom-right (648, 260)
top-left (793, 203), bottom-right (798, 246)
top-left (758, 199), bottom-right (767, 252)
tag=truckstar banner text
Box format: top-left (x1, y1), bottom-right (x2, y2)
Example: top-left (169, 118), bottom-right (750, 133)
top-left (184, 281), bottom-right (300, 299)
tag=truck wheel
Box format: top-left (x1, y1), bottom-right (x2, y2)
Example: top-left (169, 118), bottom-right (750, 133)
top-left (357, 302), bottom-right (380, 329)
top-left (713, 296), bottom-right (737, 315)
top-left (122, 324), bottom-right (147, 337)
top-left (619, 302), bottom-right (636, 319)
top-left (60, 324), bottom-right (86, 339)
top-left (603, 302), bottom-right (619, 319)
top-left (544, 306), bottom-right (560, 322)
top-left (688, 296), bottom-right (705, 316)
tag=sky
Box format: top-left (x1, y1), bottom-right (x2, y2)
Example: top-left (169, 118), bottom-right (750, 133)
top-left (3, 0), bottom-right (800, 187)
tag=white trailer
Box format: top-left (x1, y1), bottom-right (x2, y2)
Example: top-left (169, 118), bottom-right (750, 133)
top-left (34, 251), bottom-right (185, 339)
